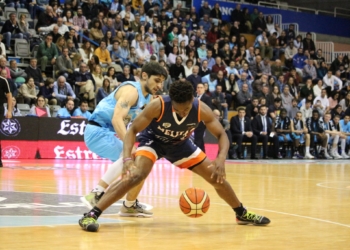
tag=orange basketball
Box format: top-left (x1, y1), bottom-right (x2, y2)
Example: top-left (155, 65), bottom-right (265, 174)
top-left (179, 187), bottom-right (210, 218)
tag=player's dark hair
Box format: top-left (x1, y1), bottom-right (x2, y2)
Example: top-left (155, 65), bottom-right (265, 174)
top-left (141, 62), bottom-right (168, 79)
top-left (169, 80), bottom-right (194, 103)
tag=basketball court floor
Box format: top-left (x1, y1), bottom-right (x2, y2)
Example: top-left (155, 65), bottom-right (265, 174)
top-left (0, 157), bottom-right (350, 250)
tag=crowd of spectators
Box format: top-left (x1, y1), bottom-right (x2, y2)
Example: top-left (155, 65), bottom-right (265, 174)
top-left (2, 0), bottom-right (350, 159)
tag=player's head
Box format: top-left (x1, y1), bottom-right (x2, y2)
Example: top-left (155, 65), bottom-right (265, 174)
top-left (344, 115), bottom-right (350, 123)
top-left (169, 80), bottom-right (194, 118)
top-left (295, 111), bottom-right (302, 120)
top-left (324, 112), bottom-right (331, 122)
top-left (312, 110), bottom-right (319, 120)
top-left (141, 62), bottom-right (168, 95)
top-left (80, 101), bottom-right (88, 112)
top-left (280, 108), bottom-right (287, 119)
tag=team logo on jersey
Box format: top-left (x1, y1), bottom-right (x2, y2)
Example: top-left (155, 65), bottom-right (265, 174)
top-left (2, 146), bottom-right (20, 159)
top-left (0, 119), bottom-right (21, 137)
top-left (162, 122), bottom-right (171, 128)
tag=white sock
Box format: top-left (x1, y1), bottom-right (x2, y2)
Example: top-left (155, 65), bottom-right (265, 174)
top-left (92, 185), bottom-right (105, 193)
top-left (124, 200), bottom-right (136, 207)
top-left (341, 139), bottom-right (346, 152)
top-left (305, 146), bottom-right (310, 154)
top-left (322, 147), bottom-right (327, 153)
top-left (101, 157), bottom-right (124, 185)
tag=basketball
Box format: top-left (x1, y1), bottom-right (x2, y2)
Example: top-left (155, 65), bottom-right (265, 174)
top-left (179, 187), bottom-right (210, 218)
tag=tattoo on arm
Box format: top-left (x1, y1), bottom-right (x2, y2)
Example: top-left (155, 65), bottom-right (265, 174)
top-left (120, 100), bottom-right (129, 109)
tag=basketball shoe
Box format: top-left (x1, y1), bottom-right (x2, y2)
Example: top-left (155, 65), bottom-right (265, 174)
top-left (80, 191), bottom-right (104, 210)
top-left (79, 212), bottom-right (99, 232)
top-left (236, 210), bottom-right (270, 226)
top-left (119, 200), bottom-right (153, 217)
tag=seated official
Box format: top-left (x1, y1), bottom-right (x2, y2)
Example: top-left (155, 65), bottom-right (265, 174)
top-left (56, 99), bottom-right (75, 117)
top-left (73, 101), bottom-right (92, 119)
top-left (252, 105), bottom-right (280, 159)
top-left (28, 95), bottom-right (51, 117)
top-left (53, 76), bottom-right (78, 106)
top-left (230, 107), bottom-right (258, 159)
top-left (290, 111), bottom-right (314, 159)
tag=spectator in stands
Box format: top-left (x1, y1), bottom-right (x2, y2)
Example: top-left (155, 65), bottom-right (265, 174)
top-left (39, 18), bottom-right (69, 36)
top-left (54, 76), bottom-right (77, 106)
top-left (199, 1), bottom-right (211, 18)
top-left (323, 70), bottom-right (342, 92)
top-left (73, 100), bottom-right (92, 119)
top-left (300, 78), bottom-right (314, 100)
top-left (56, 47), bottom-right (73, 79)
top-left (169, 56), bottom-right (185, 81)
top-left (314, 89), bottom-right (330, 115)
top-left (9, 60), bottom-right (27, 88)
top-left (37, 34), bottom-right (58, 77)
top-left (255, 84), bottom-right (274, 107)
top-left (0, 68), bottom-right (16, 97)
top-left (82, 0), bottom-right (100, 22)
top-left (0, 58), bottom-right (11, 79)
top-left (252, 105), bottom-right (280, 159)
top-left (38, 78), bottom-right (57, 105)
top-left (25, 58), bottom-right (44, 87)
top-left (104, 66), bottom-right (119, 89)
top-left (212, 57), bottom-right (227, 77)
top-left (268, 97), bottom-right (282, 120)
top-left (254, 31), bottom-right (272, 60)
top-left (89, 19), bottom-right (105, 43)
top-left (35, 6), bottom-right (55, 32)
top-left (293, 48), bottom-right (307, 77)
top-left (328, 91), bottom-right (339, 110)
top-left (249, 55), bottom-right (263, 79)
top-left (271, 59), bottom-right (283, 78)
top-left (211, 85), bottom-right (228, 119)
top-left (253, 12), bottom-right (267, 35)
top-left (285, 24), bottom-right (296, 42)
top-left (96, 78), bottom-right (111, 104)
top-left (152, 35), bottom-right (165, 56)
top-left (0, 34), bottom-right (5, 59)
top-left (246, 97), bottom-right (259, 119)
top-left (186, 66), bottom-right (201, 92)
top-left (117, 65), bottom-right (135, 83)
top-left (284, 41), bottom-right (297, 69)
top-left (73, 62), bottom-right (95, 106)
top-left (18, 77), bottom-right (37, 105)
top-left (1, 13), bottom-right (24, 51)
top-left (198, 14), bottom-right (211, 33)
top-left (95, 40), bottom-right (112, 67)
top-left (252, 73), bottom-right (268, 95)
top-left (237, 72), bottom-right (253, 94)
top-left (330, 54), bottom-right (343, 73)
top-left (302, 32), bottom-right (316, 56)
top-left (231, 107), bottom-right (258, 159)
top-left (260, 57), bottom-right (271, 76)
top-left (78, 41), bottom-right (93, 64)
top-left (18, 13), bottom-right (31, 39)
top-left (4, 96), bottom-right (21, 117)
top-left (57, 99), bottom-right (75, 117)
top-left (28, 95), bottom-right (51, 117)
top-left (47, 25), bottom-right (62, 44)
top-left (109, 40), bottom-right (124, 67)
top-left (136, 41), bottom-right (151, 62)
top-left (339, 92), bottom-right (350, 112)
top-left (236, 83), bottom-right (252, 106)
top-left (72, 7), bottom-right (89, 33)
top-left (300, 99), bottom-right (313, 122)
top-left (303, 59), bottom-right (317, 81)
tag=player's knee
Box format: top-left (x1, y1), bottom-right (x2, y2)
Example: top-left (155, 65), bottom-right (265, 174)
top-left (128, 170), bottom-right (148, 186)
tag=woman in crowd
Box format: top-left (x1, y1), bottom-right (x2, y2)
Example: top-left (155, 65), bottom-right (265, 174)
top-left (212, 42), bottom-right (220, 58)
top-left (104, 67), bottom-right (119, 90)
top-left (184, 59), bottom-right (194, 78)
top-left (4, 97), bottom-right (21, 117)
top-left (90, 19), bottom-right (105, 43)
top-left (227, 73), bottom-right (239, 102)
top-left (39, 78), bottom-right (57, 105)
top-left (88, 55), bottom-right (100, 72)
top-left (72, 53), bottom-right (83, 70)
top-left (79, 41), bottom-right (94, 64)
top-left (178, 40), bottom-right (187, 63)
top-left (207, 26), bottom-right (219, 45)
top-left (313, 79), bottom-right (323, 97)
top-left (145, 26), bottom-right (156, 43)
top-left (286, 76), bottom-right (299, 100)
top-left (317, 61), bottom-right (328, 79)
top-left (28, 95), bottom-right (51, 117)
top-left (167, 46), bottom-right (179, 66)
top-left (186, 39), bottom-right (196, 55)
top-left (131, 33), bottom-right (142, 49)
top-left (293, 35), bottom-right (303, 49)
top-left (238, 36), bottom-right (247, 49)
top-left (300, 78), bottom-right (314, 99)
top-left (144, 35), bottom-right (154, 55)
top-left (128, 47), bottom-right (137, 63)
top-left (339, 92), bottom-right (350, 111)
top-left (92, 65), bottom-right (104, 94)
top-left (328, 91), bottom-right (339, 110)
top-left (96, 79), bottom-right (111, 104)
top-left (18, 14), bottom-right (31, 41)
top-left (0, 34), bottom-right (6, 59)
top-left (103, 31), bottom-right (113, 49)
top-left (272, 85), bottom-right (282, 100)
top-left (67, 39), bottom-right (78, 58)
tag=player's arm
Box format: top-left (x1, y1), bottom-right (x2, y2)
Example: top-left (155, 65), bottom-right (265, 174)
top-left (5, 92), bottom-right (13, 119)
top-left (112, 86), bottom-right (139, 141)
top-left (123, 98), bottom-right (162, 159)
top-left (200, 102), bottom-right (229, 184)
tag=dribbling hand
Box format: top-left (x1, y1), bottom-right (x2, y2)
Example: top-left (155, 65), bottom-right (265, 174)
top-left (208, 157), bottom-right (226, 184)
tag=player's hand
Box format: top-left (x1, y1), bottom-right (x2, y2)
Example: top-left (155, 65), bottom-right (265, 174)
top-left (5, 113), bottom-right (12, 119)
top-left (122, 159), bottom-right (136, 178)
top-left (208, 156), bottom-right (226, 184)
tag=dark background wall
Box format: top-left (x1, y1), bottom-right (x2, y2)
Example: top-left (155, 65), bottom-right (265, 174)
top-left (283, 0), bottom-right (350, 12)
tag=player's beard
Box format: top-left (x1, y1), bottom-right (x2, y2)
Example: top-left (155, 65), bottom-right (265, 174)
top-left (145, 84), bottom-right (153, 95)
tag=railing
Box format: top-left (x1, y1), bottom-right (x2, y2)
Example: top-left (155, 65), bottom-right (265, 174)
top-left (315, 42), bottom-right (334, 64)
top-left (263, 14), bottom-right (282, 30)
top-left (281, 23), bottom-right (299, 34)
top-left (333, 51), bottom-right (350, 60)
top-left (258, 1), bottom-right (350, 18)
top-left (299, 32), bottom-right (317, 43)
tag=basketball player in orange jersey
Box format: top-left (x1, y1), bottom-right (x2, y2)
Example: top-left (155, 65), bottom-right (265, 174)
top-left (79, 81), bottom-right (271, 232)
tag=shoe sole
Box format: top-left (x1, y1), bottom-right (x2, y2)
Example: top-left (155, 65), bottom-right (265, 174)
top-left (79, 221), bottom-right (99, 232)
top-left (236, 220), bottom-right (270, 226)
top-left (118, 212), bottom-right (153, 218)
top-left (80, 196), bottom-right (94, 210)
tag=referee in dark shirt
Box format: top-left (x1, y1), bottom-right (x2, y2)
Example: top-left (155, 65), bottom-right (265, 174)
top-left (0, 76), bottom-right (13, 167)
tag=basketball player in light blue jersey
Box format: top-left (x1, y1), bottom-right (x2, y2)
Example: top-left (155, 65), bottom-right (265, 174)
top-left (79, 81), bottom-right (270, 232)
top-left (340, 114), bottom-right (350, 156)
top-left (80, 62), bottom-right (167, 217)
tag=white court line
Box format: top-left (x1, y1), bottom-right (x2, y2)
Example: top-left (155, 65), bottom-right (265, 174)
top-left (316, 182), bottom-right (350, 191)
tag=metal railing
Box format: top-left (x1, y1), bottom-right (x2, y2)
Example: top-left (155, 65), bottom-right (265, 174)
top-left (299, 32), bottom-right (317, 43)
top-left (263, 14), bottom-right (282, 30)
top-left (316, 42), bottom-right (334, 64)
top-left (258, 1), bottom-right (350, 18)
top-left (333, 51), bottom-right (350, 59)
top-left (281, 23), bottom-right (299, 34)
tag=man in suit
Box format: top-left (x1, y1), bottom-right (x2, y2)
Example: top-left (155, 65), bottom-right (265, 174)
top-left (252, 105), bottom-right (281, 159)
top-left (230, 107), bottom-right (258, 159)
top-left (194, 83), bottom-right (213, 152)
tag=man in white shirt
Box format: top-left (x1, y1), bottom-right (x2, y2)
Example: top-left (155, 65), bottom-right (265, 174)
top-left (313, 88), bottom-right (329, 115)
top-left (178, 28), bottom-right (189, 46)
top-left (226, 61), bottom-right (240, 79)
top-left (300, 100), bottom-right (313, 123)
top-left (120, 4), bottom-right (135, 21)
top-left (323, 69), bottom-right (342, 92)
top-left (253, 31), bottom-right (272, 60)
top-left (136, 41), bottom-right (151, 62)
top-left (38, 18), bottom-right (69, 35)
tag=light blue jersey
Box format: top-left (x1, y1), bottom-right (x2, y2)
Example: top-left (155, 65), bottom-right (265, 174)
top-left (340, 119), bottom-right (350, 145)
top-left (85, 81), bottom-right (151, 161)
top-left (89, 81), bottom-right (151, 131)
top-left (73, 108), bottom-right (92, 119)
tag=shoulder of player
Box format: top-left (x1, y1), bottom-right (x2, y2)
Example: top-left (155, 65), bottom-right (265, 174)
top-left (198, 101), bottom-right (213, 122)
top-left (115, 85), bottom-right (139, 103)
top-left (143, 97), bottom-right (162, 119)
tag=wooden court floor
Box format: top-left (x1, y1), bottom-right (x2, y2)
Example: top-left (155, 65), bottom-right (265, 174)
top-left (1, 158), bottom-right (350, 250)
